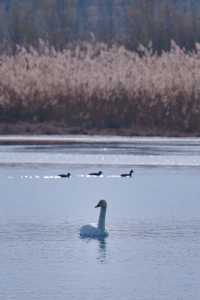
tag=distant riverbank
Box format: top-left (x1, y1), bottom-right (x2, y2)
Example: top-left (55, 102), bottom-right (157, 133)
top-left (0, 121), bottom-right (199, 139)
top-left (1, 43), bottom-right (200, 135)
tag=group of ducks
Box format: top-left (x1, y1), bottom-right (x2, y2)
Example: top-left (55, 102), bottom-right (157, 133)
top-left (58, 169), bottom-right (134, 178)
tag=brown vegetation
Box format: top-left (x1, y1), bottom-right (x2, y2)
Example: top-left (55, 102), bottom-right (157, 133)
top-left (0, 41), bottom-right (200, 135)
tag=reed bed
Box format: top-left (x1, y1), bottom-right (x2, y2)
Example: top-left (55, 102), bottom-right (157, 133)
top-left (0, 41), bottom-right (200, 134)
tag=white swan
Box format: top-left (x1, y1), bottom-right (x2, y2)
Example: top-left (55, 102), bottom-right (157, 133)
top-left (80, 200), bottom-right (109, 238)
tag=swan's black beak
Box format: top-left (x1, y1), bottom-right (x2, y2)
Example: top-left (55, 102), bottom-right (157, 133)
top-left (95, 203), bottom-right (100, 208)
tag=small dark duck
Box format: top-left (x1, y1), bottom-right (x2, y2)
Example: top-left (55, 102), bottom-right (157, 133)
top-left (58, 173), bottom-right (71, 178)
top-left (120, 169), bottom-right (134, 178)
top-left (89, 171), bottom-right (103, 176)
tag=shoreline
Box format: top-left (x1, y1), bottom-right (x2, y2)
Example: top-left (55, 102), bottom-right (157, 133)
top-left (0, 121), bottom-right (199, 144)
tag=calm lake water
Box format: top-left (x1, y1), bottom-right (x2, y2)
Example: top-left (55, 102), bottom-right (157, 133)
top-left (0, 136), bottom-right (200, 300)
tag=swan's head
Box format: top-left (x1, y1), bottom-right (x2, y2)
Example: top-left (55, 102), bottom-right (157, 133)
top-left (95, 199), bottom-right (107, 208)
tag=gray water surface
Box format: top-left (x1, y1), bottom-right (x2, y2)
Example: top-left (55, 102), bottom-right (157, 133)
top-left (0, 137), bottom-right (200, 300)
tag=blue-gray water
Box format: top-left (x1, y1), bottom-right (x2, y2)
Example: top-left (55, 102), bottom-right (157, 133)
top-left (0, 137), bottom-right (200, 300)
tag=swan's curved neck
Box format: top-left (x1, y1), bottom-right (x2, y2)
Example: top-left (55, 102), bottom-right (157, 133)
top-left (98, 207), bottom-right (106, 231)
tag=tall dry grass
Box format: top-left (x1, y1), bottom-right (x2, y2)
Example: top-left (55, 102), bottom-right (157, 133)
top-left (0, 41), bottom-right (200, 133)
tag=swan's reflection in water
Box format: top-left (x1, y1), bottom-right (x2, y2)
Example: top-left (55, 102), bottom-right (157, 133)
top-left (96, 238), bottom-right (107, 263)
top-left (80, 236), bottom-right (107, 263)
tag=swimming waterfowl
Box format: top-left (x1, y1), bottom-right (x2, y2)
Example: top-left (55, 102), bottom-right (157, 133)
top-left (120, 169), bottom-right (134, 177)
top-left (89, 171), bottom-right (103, 176)
top-left (58, 173), bottom-right (71, 178)
top-left (80, 200), bottom-right (109, 238)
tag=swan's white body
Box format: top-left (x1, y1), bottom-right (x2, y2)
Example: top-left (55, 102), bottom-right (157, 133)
top-left (80, 200), bottom-right (109, 238)
top-left (80, 223), bottom-right (108, 238)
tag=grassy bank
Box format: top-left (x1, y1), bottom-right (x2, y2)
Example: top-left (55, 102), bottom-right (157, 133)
top-left (0, 121), bottom-right (199, 137)
top-left (0, 42), bottom-right (200, 136)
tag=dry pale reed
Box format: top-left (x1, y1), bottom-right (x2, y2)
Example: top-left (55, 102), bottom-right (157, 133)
top-left (0, 41), bottom-right (200, 133)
